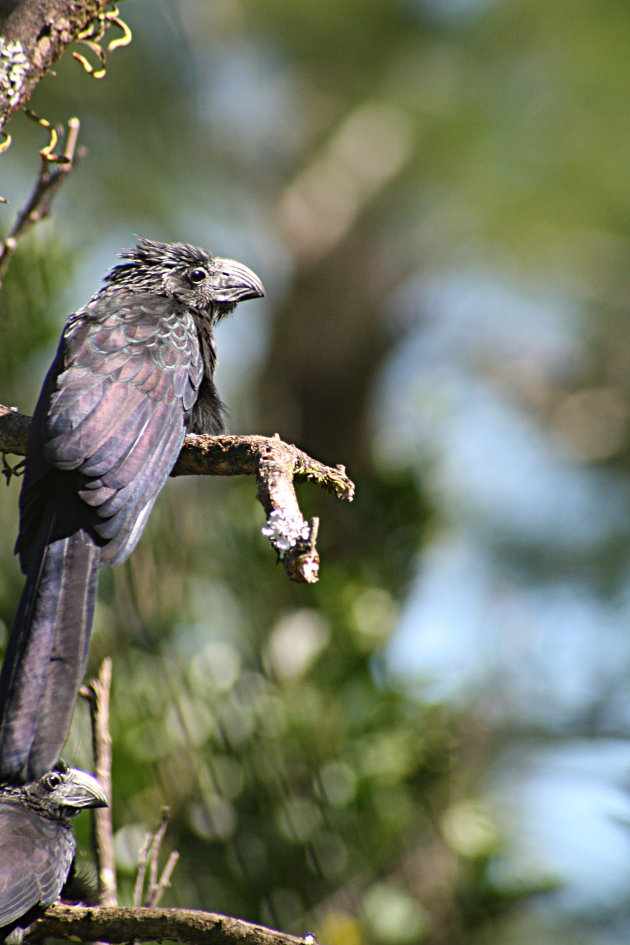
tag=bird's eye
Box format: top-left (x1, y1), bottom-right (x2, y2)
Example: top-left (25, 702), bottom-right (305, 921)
top-left (189, 268), bottom-right (207, 284)
top-left (45, 772), bottom-right (62, 790)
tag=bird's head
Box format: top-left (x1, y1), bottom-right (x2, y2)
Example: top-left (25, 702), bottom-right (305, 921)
top-left (24, 761), bottom-right (108, 821)
top-left (105, 237), bottom-right (265, 319)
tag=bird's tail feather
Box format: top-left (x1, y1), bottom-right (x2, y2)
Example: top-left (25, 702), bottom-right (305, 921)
top-left (0, 522), bottom-right (100, 782)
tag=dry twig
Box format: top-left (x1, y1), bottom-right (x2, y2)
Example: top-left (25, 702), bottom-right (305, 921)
top-left (0, 116), bottom-right (84, 285)
top-left (133, 807), bottom-right (179, 908)
top-left (80, 659), bottom-right (117, 906)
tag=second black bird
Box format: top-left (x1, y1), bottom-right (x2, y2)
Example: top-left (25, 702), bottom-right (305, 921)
top-left (0, 760), bottom-right (107, 942)
top-left (0, 237), bottom-right (264, 783)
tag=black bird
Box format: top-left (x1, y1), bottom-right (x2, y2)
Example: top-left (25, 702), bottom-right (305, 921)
top-left (0, 238), bottom-right (264, 783)
top-left (0, 760), bottom-right (107, 942)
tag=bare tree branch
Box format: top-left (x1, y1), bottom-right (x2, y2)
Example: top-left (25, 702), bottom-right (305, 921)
top-left (26, 904), bottom-right (318, 945)
top-left (0, 116), bottom-right (84, 286)
top-left (0, 0), bottom-right (117, 129)
top-left (172, 431), bottom-right (353, 501)
top-left (80, 658), bottom-right (117, 906)
top-left (175, 432), bottom-right (354, 582)
top-left (0, 403), bottom-right (30, 453)
top-left (0, 405), bottom-right (355, 582)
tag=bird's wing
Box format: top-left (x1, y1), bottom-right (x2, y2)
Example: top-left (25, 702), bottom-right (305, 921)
top-left (18, 292), bottom-right (203, 569)
top-left (0, 804), bottom-right (74, 927)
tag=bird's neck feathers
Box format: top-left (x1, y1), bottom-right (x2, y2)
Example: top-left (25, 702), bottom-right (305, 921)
top-left (0, 783), bottom-right (66, 822)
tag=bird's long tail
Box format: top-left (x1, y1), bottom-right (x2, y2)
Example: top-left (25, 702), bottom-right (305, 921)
top-left (0, 520), bottom-right (100, 782)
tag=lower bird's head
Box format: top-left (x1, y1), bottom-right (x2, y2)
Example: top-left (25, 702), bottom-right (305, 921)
top-left (104, 236), bottom-right (265, 319)
top-left (24, 761), bottom-right (108, 821)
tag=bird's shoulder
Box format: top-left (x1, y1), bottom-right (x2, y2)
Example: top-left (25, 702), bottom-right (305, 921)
top-left (63, 290), bottom-right (202, 373)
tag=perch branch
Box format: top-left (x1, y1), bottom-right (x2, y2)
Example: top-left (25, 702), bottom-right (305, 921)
top-left (79, 658), bottom-right (117, 906)
top-left (0, 405), bottom-right (355, 583)
top-left (26, 904), bottom-right (316, 945)
top-left (0, 116), bottom-right (84, 286)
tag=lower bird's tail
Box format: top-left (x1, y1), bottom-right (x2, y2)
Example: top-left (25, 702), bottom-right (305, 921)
top-left (0, 524), bottom-right (100, 782)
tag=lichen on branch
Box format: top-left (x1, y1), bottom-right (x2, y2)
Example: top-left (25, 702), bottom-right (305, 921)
top-left (0, 0), bottom-right (120, 128)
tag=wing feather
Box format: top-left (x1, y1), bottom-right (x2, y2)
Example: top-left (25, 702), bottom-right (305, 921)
top-left (45, 382), bottom-right (148, 471)
top-left (18, 292), bottom-right (203, 569)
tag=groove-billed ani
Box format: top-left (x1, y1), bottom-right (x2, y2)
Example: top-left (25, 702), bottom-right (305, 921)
top-left (0, 237), bottom-right (264, 783)
top-left (0, 760), bottom-right (107, 942)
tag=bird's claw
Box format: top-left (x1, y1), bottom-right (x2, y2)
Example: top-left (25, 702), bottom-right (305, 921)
top-left (1, 453), bottom-right (25, 484)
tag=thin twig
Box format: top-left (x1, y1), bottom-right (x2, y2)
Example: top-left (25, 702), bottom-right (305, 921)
top-left (147, 809), bottom-right (169, 898)
top-left (132, 834), bottom-right (152, 909)
top-left (134, 807), bottom-right (179, 908)
top-left (0, 117), bottom-right (85, 286)
top-left (80, 658), bottom-right (117, 906)
top-left (150, 851), bottom-right (180, 907)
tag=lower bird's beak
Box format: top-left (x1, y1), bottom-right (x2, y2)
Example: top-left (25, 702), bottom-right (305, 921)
top-left (60, 768), bottom-right (109, 809)
top-left (212, 257), bottom-right (265, 303)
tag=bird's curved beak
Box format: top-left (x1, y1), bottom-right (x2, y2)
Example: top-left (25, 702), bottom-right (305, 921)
top-left (59, 768), bottom-right (109, 809)
top-left (212, 257), bottom-right (265, 303)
